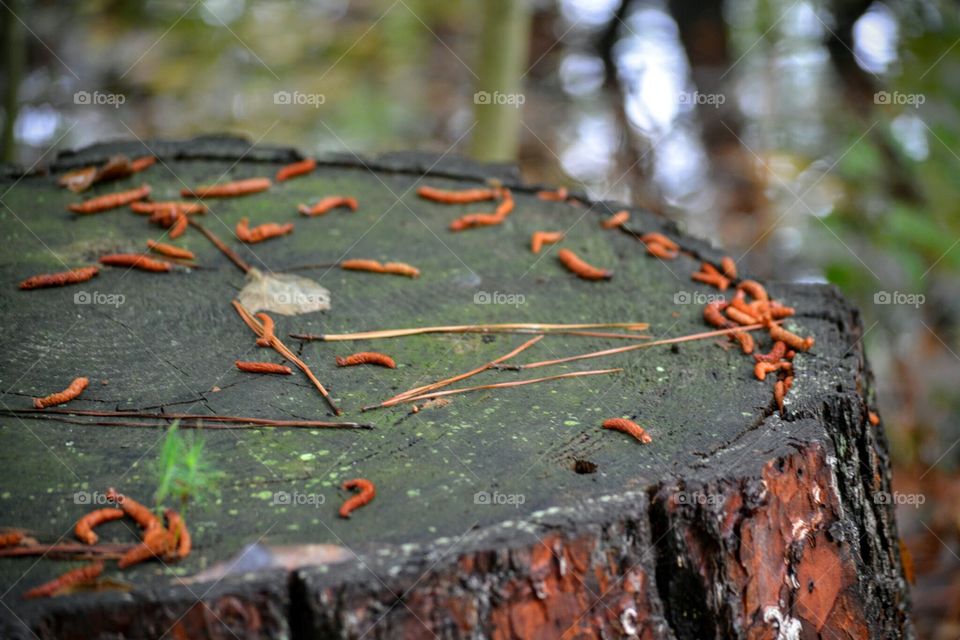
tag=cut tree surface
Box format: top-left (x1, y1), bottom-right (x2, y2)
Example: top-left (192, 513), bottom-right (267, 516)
top-left (0, 135), bottom-right (910, 639)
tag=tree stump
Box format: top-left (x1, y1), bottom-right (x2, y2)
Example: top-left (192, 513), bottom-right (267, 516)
top-left (0, 136), bottom-right (911, 639)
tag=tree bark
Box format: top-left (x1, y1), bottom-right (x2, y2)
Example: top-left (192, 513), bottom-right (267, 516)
top-left (470, 0), bottom-right (531, 162)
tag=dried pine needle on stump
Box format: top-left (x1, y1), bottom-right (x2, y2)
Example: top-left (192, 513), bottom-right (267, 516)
top-left (291, 321), bottom-right (648, 342)
top-left (395, 368), bottom-right (623, 406)
top-left (367, 335), bottom-right (543, 410)
top-left (232, 300), bottom-right (341, 415)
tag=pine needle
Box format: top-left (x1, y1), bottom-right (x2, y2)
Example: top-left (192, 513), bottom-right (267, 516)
top-left (1, 408), bottom-right (370, 429)
top-left (290, 321), bottom-right (649, 342)
top-left (190, 220), bottom-right (251, 273)
top-left (364, 335), bottom-right (544, 410)
top-left (232, 300), bottom-right (342, 415)
top-left (393, 368), bottom-right (623, 405)
top-left (498, 323), bottom-right (775, 370)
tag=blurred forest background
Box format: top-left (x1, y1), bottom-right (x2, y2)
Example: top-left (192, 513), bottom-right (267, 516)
top-left (1, 0), bottom-right (958, 635)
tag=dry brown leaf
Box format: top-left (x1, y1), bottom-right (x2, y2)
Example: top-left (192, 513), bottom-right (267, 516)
top-left (58, 155), bottom-right (137, 192)
top-left (237, 268), bottom-right (331, 316)
top-left (184, 543), bottom-right (352, 583)
top-left (58, 166), bottom-right (99, 192)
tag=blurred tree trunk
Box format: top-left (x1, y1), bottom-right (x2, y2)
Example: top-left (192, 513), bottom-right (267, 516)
top-left (667, 0), bottom-right (762, 229)
top-left (597, 0), bottom-right (632, 87)
top-left (1, 0), bottom-right (24, 162)
top-left (470, 0), bottom-right (531, 162)
top-left (825, 0), bottom-right (877, 107)
top-left (824, 0), bottom-right (922, 203)
top-left (669, 0), bottom-right (739, 150)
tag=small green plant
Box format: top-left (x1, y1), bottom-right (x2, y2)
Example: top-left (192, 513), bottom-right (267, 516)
top-left (154, 422), bottom-right (224, 511)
